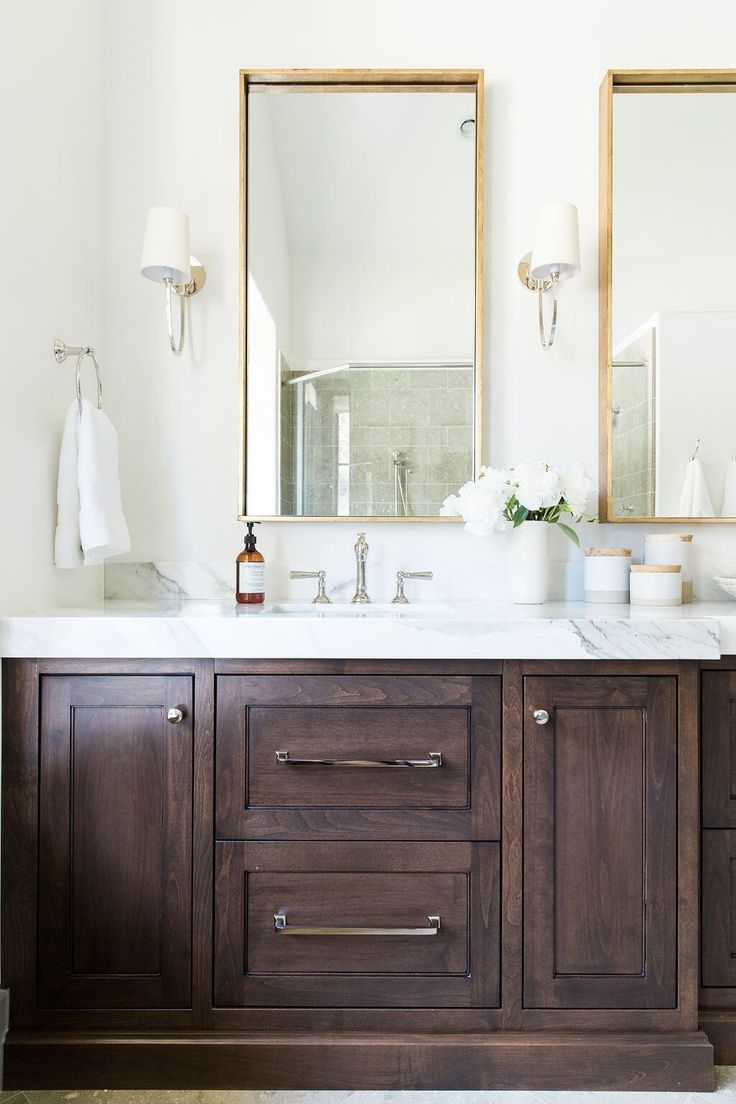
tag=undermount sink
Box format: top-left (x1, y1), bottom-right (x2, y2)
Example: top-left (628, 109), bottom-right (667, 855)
top-left (269, 602), bottom-right (455, 618)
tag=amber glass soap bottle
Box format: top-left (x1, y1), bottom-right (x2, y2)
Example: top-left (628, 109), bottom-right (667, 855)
top-left (236, 522), bottom-right (265, 604)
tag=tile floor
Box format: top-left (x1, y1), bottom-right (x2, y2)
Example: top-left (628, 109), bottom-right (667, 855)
top-left (1, 1070), bottom-right (735, 1104)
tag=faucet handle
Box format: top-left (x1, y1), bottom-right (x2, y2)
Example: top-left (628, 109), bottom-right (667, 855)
top-left (289, 569), bottom-right (331, 604)
top-left (392, 570), bottom-right (433, 605)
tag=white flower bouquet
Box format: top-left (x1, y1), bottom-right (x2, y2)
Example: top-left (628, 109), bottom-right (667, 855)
top-left (441, 459), bottom-right (594, 544)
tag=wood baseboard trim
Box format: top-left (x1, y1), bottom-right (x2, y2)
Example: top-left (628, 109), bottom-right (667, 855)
top-left (4, 1030), bottom-right (714, 1091)
top-left (700, 1012), bottom-right (736, 1063)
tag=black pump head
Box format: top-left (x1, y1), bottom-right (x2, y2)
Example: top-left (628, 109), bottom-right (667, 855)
top-left (244, 520), bottom-right (261, 551)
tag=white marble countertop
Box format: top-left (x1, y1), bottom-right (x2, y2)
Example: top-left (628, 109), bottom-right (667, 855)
top-left (0, 598), bottom-right (732, 660)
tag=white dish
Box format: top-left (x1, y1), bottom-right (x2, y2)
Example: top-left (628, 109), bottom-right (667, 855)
top-left (714, 576), bottom-right (736, 600)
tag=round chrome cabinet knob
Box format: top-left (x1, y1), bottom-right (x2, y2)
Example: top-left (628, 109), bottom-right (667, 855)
top-left (533, 708), bottom-right (550, 725)
top-left (167, 707), bottom-right (185, 725)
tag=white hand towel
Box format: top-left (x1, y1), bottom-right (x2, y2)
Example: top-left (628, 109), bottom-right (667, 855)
top-left (723, 459), bottom-right (736, 517)
top-left (54, 401), bottom-right (84, 568)
top-left (678, 457), bottom-right (715, 517)
top-left (77, 399), bottom-right (131, 564)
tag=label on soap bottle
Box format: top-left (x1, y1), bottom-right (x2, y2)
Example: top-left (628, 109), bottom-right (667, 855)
top-left (238, 561), bottom-right (265, 594)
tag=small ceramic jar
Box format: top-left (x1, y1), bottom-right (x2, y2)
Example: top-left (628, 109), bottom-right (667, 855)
top-left (583, 547), bottom-right (632, 603)
top-left (630, 564), bottom-right (682, 607)
top-left (643, 534), bottom-right (693, 602)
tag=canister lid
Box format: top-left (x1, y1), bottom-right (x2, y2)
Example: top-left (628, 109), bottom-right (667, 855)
top-left (631, 564), bottom-right (681, 572)
top-left (643, 534), bottom-right (693, 542)
top-left (584, 547), bottom-right (632, 556)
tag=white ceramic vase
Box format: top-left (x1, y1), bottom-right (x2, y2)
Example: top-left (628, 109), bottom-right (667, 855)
top-left (508, 520), bottom-right (549, 604)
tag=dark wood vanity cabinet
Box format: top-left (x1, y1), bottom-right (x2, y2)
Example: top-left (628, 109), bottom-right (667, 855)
top-left (1, 658), bottom-right (713, 1091)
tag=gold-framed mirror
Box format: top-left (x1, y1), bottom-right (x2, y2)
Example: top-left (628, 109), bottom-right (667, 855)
top-left (239, 69), bottom-right (484, 521)
top-left (599, 69), bottom-right (736, 523)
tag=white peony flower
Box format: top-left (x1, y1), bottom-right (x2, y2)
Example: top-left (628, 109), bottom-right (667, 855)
top-left (510, 460), bottom-right (561, 512)
top-left (443, 471), bottom-right (511, 536)
top-left (559, 460), bottom-right (593, 518)
top-left (439, 494), bottom-right (461, 517)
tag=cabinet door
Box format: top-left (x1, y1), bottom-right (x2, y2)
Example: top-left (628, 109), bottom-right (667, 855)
top-left (702, 671), bottom-right (736, 827)
top-left (215, 674), bottom-right (500, 840)
top-left (523, 675), bottom-right (677, 1009)
top-left (214, 841), bottom-right (499, 1008)
top-left (702, 830), bottom-right (736, 988)
top-left (37, 675), bottom-right (193, 1008)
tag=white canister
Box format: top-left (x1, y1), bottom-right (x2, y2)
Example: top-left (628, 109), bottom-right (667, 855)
top-left (583, 547), bottom-right (632, 603)
top-left (643, 534), bottom-right (693, 602)
top-left (630, 564), bottom-right (682, 607)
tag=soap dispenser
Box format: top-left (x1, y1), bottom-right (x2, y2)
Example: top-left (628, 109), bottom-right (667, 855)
top-left (236, 522), bottom-right (265, 604)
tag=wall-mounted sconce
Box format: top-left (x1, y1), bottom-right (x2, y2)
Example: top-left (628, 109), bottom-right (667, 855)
top-left (518, 202), bottom-right (580, 349)
top-left (140, 207), bottom-right (206, 355)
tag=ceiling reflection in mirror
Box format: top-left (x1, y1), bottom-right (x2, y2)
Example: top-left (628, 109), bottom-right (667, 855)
top-left (610, 86), bottom-right (736, 519)
top-left (242, 75), bottom-right (480, 519)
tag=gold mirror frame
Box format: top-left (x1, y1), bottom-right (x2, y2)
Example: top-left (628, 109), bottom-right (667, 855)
top-left (238, 68), bottom-right (484, 522)
top-left (599, 68), bottom-right (736, 524)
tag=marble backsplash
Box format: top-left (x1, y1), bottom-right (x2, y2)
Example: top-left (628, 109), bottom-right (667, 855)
top-left (104, 541), bottom-right (736, 604)
top-left (103, 557), bottom-right (587, 603)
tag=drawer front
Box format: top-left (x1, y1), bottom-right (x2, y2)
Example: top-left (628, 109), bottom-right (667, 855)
top-left (214, 841), bottom-right (499, 1007)
top-left (215, 675), bottom-right (499, 840)
top-left (702, 671), bottom-right (736, 828)
top-left (702, 829), bottom-right (736, 988)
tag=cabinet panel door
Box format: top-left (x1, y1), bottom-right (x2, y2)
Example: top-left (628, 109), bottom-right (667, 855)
top-left (702, 830), bottom-right (736, 988)
top-left (37, 675), bottom-right (193, 1008)
top-left (523, 675), bottom-right (677, 1009)
top-left (215, 675), bottom-right (500, 840)
top-left (702, 671), bottom-right (736, 828)
top-left (214, 841), bottom-right (499, 1007)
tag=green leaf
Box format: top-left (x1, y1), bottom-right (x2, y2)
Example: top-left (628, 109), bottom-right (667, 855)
top-left (556, 521), bottom-right (580, 547)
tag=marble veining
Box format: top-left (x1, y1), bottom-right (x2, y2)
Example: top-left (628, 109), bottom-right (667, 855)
top-left (0, 599), bottom-right (725, 661)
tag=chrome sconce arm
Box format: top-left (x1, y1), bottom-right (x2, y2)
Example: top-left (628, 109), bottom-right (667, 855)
top-left (518, 258), bottom-right (560, 348)
top-left (163, 261), bottom-right (206, 356)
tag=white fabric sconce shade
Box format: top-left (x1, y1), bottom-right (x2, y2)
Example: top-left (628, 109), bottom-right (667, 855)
top-left (140, 207), bottom-right (191, 285)
top-left (140, 206), bottom-right (206, 356)
top-left (529, 202), bottom-right (581, 282)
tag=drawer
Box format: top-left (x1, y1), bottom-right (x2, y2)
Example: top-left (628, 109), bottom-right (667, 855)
top-left (214, 841), bottom-right (499, 1008)
top-left (702, 671), bottom-right (736, 828)
top-left (215, 675), bottom-right (499, 840)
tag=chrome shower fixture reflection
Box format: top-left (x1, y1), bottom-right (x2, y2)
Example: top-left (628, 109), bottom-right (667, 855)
top-left (392, 450), bottom-right (411, 516)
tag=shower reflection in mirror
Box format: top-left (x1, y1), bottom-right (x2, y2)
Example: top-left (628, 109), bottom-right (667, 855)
top-left (280, 359), bottom-right (473, 518)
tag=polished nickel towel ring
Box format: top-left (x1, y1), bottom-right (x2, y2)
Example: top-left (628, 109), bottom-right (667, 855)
top-left (54, 339), bottom-right (103, 413)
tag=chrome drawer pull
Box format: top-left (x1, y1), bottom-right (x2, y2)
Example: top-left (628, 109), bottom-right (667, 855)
top-left (273, 913), bottom-right (441, 936)
top-left (275, 750), bottom-right (442, 768)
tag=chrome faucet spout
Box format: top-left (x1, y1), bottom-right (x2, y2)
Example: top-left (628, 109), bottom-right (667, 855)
top-left (352, 532), bottom-right (371, 604)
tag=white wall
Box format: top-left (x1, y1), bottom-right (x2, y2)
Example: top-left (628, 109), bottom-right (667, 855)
top-left (0, 0), bottom-right (105, 614)
top-left (100, 0), bottom-right (736, 597)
